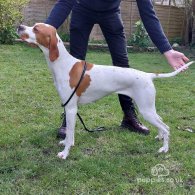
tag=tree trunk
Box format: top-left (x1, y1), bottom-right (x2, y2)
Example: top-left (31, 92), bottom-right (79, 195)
top-left (191, 0), bottom-right (195, 46)
top-left (182, 0), bottom-right (192, 46)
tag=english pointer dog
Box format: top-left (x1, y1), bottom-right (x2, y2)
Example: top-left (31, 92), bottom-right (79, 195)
top-left (17, 23), bottom-right (194, 159)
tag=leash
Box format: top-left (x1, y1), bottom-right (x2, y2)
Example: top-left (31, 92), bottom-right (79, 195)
top-left (61, 61), bottom-right (105, 132)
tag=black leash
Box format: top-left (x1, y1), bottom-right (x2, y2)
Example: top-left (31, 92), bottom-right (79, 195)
top-left (61, 61), bottom-right (105, 132)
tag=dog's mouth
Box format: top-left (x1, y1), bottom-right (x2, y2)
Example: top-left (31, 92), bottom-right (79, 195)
top-left (17, 31), bottom-right (28, 41)
top-left (17, 25), bottom-right (29, 41)
top-left (19, 33), bottom-right (29, 41)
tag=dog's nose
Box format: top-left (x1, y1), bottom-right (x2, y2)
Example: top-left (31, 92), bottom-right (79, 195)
top-left (17, 25), bottom-right (26, 32)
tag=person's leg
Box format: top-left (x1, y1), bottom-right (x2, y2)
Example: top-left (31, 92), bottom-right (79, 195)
top-left (98, 12), bottom-right (131, 113)
top-left (57, 8), bottom-right (94, 139)
top-left (69, 11), bottom-right (94, 59)
top-left (99, 11), bottom-right (149, 134)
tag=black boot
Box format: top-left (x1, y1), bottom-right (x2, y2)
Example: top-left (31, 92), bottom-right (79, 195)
top-left (121, 106), bottom-right (150, 135)
top-left (57, 113), bottom-right (67, 139)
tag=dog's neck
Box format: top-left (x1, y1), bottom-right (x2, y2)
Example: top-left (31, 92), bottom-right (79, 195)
top-left (39, 34), bottom-right (78, 69)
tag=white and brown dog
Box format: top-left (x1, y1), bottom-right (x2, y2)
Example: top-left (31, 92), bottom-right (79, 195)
top-left (17, 23), bottom-right (194, 160)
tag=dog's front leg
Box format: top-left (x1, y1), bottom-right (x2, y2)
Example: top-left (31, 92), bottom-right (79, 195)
top-left (57, 106), bottom-right (77, 160)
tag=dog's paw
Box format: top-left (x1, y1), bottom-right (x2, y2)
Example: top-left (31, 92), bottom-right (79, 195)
top-left (59, 140), bottom-right (66, 146)
top-left (57, 151), bottom-right (68, 159)
top-left (158, 146), bottom-right (169, 153)
top-left (155, 135), bottom-right (164, 141)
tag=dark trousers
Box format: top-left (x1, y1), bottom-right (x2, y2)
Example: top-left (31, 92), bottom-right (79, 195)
top-left (69, 5), bottom-right (133, 113)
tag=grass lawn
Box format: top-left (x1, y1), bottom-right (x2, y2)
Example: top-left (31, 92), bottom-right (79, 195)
top-left (0, 44), bottom-right (194, 194)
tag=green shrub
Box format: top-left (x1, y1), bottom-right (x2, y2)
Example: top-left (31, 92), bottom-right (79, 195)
top-left (128, 20), bottom-right (153, 48)
top-left (169, 37), bottom-right (182, 45)
top-left (58, 32), bottom-right (70, 42)
top-left (0, 0), bottom-right (28, 44)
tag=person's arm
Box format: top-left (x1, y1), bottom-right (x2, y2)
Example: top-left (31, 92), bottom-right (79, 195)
top-left (45, 0), bottom-right (76, 29)
top-left (136, 0), bottom-right (171, 53)
top-left (136, 0), bottom-right (189, 69)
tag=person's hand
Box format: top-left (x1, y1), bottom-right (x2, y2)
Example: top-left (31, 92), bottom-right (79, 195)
top-left (164, 49), bottom-right (189, 70)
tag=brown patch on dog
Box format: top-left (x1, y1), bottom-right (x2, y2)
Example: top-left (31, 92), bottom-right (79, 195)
top-left (33, 24), bottom-right (59, 62)
top-left (69, 61), bottom-right (94, 96)
top-left (82, 61), bottom-right (94, 71)
top-left (20, 33), bottom-right (29, 40)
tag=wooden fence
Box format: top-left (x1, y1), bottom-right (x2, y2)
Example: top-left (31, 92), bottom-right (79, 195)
top-left (23, 0), bottom-right (185, 40)
top-left (155, 4), bottom-right (185, 38)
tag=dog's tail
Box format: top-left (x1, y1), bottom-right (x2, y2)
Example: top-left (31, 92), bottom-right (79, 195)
top-left (150, 61), bottom-right (194, 79)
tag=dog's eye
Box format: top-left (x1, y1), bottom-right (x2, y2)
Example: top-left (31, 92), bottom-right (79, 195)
top-left (33, 26), bottom-right (39, 33)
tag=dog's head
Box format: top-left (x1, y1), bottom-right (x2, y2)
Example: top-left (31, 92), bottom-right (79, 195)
top-left (17, 23), bottom-right (59, 62)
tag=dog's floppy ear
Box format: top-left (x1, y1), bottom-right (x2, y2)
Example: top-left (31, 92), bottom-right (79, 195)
top-left (49, 28), bottom-right (59, 62)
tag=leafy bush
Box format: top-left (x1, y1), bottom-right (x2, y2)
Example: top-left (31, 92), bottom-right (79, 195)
top-left (58, 32), bottom-right (70, 42)
top-left (169, 37), bottom-right (182, 45)
top-left (0, 0), bottom-right (28, 44)
top-left (128, 20), bottom-right (153, 48)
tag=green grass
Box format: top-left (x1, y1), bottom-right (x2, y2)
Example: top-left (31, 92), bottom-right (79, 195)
top-left (0, 44), bottom-right (194, 194)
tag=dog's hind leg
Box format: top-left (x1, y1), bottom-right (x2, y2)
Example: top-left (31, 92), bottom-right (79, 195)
top-left (155, 114), bottom-right (169, 141)
top-left (142, 111), bottom-right (170, 153)
top-left (57, 106), bottom-right (77, 159)
top-left (132, 88), bottom-right (170, 153)
top-left (138, 106), bottom-right (170, 153)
